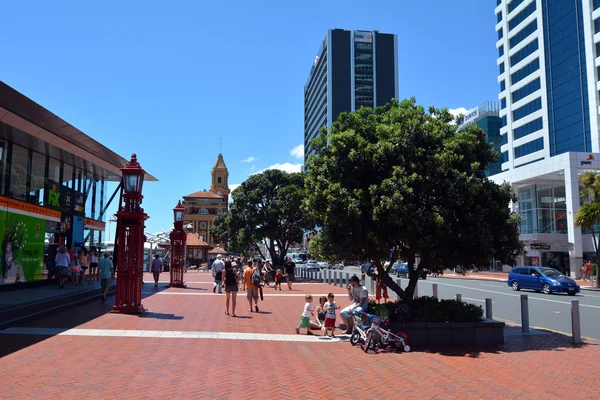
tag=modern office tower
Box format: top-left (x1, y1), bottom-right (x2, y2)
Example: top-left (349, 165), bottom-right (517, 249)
top-left (458, 101), bottom-right (503, 176)
top-left (493, 0), bottom-right (600, 276)
top-left (303, 29), bottom-right (399, 163)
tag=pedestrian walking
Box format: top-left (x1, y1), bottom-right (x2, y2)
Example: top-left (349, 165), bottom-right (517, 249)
top-left (98, 252), bottom-right (114, 302)
top-left (212, 254), bottom-right (225, 294)
top-left (244, 260), bottom-right (260, 312)
top-left (284, 257), bottom-right (296, 291)
top-left (151, 254), bottom-right (163, 288)
top-left (296, 294), bottom-right (315, 335)
top-left (70, 255), bottom-right (81, 286)
top-left (88, 249), bottom-right (99, 284)
top-left (79, 248), bottom-right (89, 285)
top-left (55, 246), bottom-right (70, 289)
top-left (222, 260), bottom-right (239, 317)
top-left (275, 269), bottom-right (283, 291)
top-left (585, 261), bottom-right (593, 282)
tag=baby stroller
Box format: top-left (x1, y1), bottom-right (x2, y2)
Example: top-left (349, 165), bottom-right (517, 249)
top-left (350, 311), bottom-right (381, 347)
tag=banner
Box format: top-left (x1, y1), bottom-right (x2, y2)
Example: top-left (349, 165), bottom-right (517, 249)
top-left (0, 210), bottom-right (46, 284)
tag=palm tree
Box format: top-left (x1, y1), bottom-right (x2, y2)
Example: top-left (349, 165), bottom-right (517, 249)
top-left (575, 172), bottom-right (600, 287)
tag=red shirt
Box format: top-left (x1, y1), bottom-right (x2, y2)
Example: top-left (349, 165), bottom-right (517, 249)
top-left (275, 272), bottom-right (283, 281)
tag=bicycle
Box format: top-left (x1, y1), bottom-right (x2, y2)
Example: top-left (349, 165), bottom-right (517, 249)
top-left (262, 270), bottom-right (286, 288)
top-left (359, 312), bottom-right (411, 353)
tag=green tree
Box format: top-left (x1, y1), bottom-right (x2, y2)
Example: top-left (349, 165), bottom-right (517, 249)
top-left (306, 231), bottom-right (337, 263)
top-left (304, 99), bottom-right (523, 304)
top-left (223, 169), bottom-right (314, 266)
top-left (575, 172), bottom-right (600, 287)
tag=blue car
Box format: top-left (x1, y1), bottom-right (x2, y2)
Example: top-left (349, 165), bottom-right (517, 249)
top-left (508, 266), bottom-right (580, 295)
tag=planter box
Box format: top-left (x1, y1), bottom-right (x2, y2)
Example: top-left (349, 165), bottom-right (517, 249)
top-left (389, 319), bottom-right (504, 347)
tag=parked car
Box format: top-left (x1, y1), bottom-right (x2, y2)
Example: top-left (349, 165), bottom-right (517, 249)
top-left (393, 262), bottom-right (427, 279)
top-left (317, 261), bottom-right (329, 269)
top-left (328, 263), bottom-right (344, 270)
top-left (292, 257), bottom-right (304, 264)
top-left (306, 260), bottom-right (320, 270)
top-left (361, 261), bottom-right (374, 275)
top-left (508, 266), bottom-right (579, 295)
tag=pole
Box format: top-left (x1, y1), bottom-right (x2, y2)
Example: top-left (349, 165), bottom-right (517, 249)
top-left (456, 293), bottom-right (462, 302)
top-left (521, 294), bottom-right (529, 333)
top-left (432, 283), bottom-right (438, 298)
top-left (571, 300), bottom-right (582, 344)
top-left (485, 298), bottom-right (493, 320)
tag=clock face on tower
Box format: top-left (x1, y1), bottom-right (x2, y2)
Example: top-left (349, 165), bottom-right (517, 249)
top-left (217, 190), bottom-right (223, 195)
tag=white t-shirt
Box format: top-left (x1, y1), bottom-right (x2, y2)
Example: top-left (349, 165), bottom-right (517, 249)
top-left (302, 302), bottom-right (314, 318)
top-left (324, 301), bottom-right (337, 319)
top-left (350, 285), bottom-right (369, 309)
top-left (55, 253), bottom-right (70, 267)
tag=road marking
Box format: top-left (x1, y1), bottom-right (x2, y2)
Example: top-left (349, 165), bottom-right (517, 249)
top-left (462, 297), bottom-right (485, 303)
top-left (0, 327), bottom-right (342, 343)
top-left (143, 292), bottom-right (373, 298)
top-left (418, 280), bottom-right (600, 309)
top-left (480, 284), bottom-right (503, 288)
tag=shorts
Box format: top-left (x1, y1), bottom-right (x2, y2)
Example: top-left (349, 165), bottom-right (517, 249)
top-left (286, 273), bottom-right (295, 282)
top-left (81, 265), bottom-right (88, 271)
top-left (324, 317), bottom-right (336, 329)
top-left (71, 267), bottom-right (79, 273)
top-left (89, 263), bottom-right (98, 269)
top-left (341, 304), bottom-right (366, 319)
top-left (100, 278), bottom-right (111, 289)
top-left (225, 284), bottom-right (238, 293)
top-left (299, 316), bottom-right (310, 328)
top-left (246, 287), bottom-right (259, 301)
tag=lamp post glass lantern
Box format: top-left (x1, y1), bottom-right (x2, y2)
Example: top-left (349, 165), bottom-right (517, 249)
top-left (169, 200), bottom-right (187, 288)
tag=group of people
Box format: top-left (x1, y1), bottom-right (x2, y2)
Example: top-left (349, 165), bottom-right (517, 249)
top-left (296, 275), bottom-right (369, 336)
top-left (580, 260), bottom-right (594, 282)
top-left (54, 246), bottom-right (114, 301)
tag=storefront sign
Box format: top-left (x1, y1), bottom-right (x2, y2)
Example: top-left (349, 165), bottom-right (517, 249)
top-left (530, 244), bottom-right (551, 250)
top-left (44, 180), bottom-right (84, 217)
top-left (459, 108), bottom-right (479, 128)
top-left (354, 31), bottom-right (373, 43)
top-left (0, 210), bottom-right (46, 284)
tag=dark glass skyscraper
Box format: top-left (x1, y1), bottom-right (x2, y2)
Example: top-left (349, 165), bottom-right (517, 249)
top-left (303, 29), bottom-right (399, 163)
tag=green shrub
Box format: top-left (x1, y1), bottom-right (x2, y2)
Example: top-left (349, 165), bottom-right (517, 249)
top-left (367, 297), bottom-right (483, 323)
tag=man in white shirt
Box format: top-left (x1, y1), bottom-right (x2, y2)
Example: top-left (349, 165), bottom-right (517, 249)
top-left (340, 275), bottom-right (369, 334)
top-left (212, 254), bottom-right (225, 294)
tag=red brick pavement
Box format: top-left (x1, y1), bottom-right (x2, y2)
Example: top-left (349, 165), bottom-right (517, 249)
top-left (1, 272), bottom-right (599, 399)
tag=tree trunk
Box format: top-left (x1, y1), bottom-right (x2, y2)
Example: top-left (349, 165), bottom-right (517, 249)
top-left (377, 253), bottom-right (419, 308)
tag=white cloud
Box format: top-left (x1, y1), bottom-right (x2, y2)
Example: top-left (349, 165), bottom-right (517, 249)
top-left (290, 144), bottom-right (304, 159)
top-left (448, 107), bottom-right (468, 118)
top-left (255, 163), bottom-right (303, 175)
top-left (241, 156), bottom-right (256, 163)
top-left (229, 184), bottom-right (241, 192)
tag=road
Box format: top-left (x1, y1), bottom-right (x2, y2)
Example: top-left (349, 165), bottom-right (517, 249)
top-left (298, 264), bottom-right (600, 341)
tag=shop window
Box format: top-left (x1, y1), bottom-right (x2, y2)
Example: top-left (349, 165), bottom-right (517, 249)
top-left (0, 141), bottom-right (6, 196)
top-left (29, 151), bottom-right (46, 205)
top-left (48, 157), bottom-right (61, 182)
top-left (63, 163), bottom-right (74, 189)
top-left (9, 144), bottom-right (29, 201)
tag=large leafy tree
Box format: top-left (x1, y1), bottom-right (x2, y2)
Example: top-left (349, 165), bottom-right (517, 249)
top-left (575, 172), bottom-right (600, 287)
top-left (304, 99), bottom-right (523, 304)
top-left (213, 169), bottom-right (313, 266)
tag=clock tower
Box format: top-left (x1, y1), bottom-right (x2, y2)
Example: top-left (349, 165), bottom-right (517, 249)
top-left (210, 153), bottom-right (230, 202)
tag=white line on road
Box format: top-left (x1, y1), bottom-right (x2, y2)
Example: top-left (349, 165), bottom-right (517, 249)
top-left (143, 292), bottom-right (374, 298)
top-left (0, 327), bottom-right (342, 343)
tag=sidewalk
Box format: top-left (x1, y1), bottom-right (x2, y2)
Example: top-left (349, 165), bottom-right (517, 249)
top-left (0, 271), bottom-right (599, 399)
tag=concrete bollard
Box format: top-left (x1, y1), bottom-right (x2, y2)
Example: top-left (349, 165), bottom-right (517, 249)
top-left (345, 273), bottom-right (350, 288)
top-left (322, 270), bottom-right (326, 284)
top-left (521, 295), bottom-right (529, 333)
top-left (485, 298), bottom-right (493, 320)
top-left (456, 294), bottom-right (462, 302)
top-left (432, 283), bottom-right (438, 298)
top-left (370, 277), bottom-right (375, 294)
top-left (334, 271), bottom-right (338, 286)
top-left (572, 300), bottom-right (582, 344)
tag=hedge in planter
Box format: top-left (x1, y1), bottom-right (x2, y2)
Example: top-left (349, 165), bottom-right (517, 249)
top-left (367, 297), bottom-right (483, 323)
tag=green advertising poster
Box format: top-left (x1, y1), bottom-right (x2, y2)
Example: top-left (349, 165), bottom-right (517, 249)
top-left (0, 210), bottom-right (46, 285)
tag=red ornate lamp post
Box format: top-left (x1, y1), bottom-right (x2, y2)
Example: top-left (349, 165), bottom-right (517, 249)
top-left (169, 201), bottom-right (187, 288)
top-left (111, 154), bottom-right (148, 314)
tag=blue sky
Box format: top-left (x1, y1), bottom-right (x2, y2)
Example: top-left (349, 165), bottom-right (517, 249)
top-left (0, 1), bottom-right (498, 236)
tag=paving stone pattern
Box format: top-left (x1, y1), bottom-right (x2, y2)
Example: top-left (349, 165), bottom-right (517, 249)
top-left (0, 272), bottom-right (599, 399)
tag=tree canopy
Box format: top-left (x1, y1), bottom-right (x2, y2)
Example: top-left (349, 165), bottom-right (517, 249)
top-left (212, 169), bottom-right (313, 266)
top-left (304, 99), bottom-right (523, 303)
top-left (575, 171), bottom-right (600, 287)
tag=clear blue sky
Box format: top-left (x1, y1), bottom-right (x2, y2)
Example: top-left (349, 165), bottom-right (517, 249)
top-left (0, 1), bottom-right (498, 236)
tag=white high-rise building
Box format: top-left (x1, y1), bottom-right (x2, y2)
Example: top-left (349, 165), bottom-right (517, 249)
top-left (492, 0), bottom-right (600, 276)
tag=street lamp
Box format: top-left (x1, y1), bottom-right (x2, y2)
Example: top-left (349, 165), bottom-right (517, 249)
top-left (111, 154), bottom-right (149, 314)
top-left (169, 200), bottom-right (187, 288)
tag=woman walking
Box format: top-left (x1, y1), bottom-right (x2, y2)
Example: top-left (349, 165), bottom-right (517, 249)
top-left (55, 246), bottom-right (70, 289)
top-left (222, 260), bottom-right (239, 317)
top-left (88, 249), bottom-right (99, 284)
top-left (79, 248), bottom-right (89, 285)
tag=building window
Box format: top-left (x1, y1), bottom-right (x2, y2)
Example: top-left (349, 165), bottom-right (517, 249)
top-left (509, 1), bottom-right (536, 31)
top-left (508, 0), bottom-right (524, 13)
top-left (9, 144), bottom-right (29, 201)
top-left (511, 77), bottom-right (541, 103)
top-left (514, 137), bottom-right (544, 159)
top-left (355, 64), bottom-right (373, 71)
top-left (218, 177), bottom-right (222, 184)
top-left (501, 98), bottom-right (506, 109)
top-left (510, 39), bottom-right (538, 67)
top-left (497, 11), bottom-right (502, 23)
top-left (502, 134), bottom-right (508, 145)
top-left (29, 151), bottom-right (46, 205)
top-left (510, 58), bottom-right (539, 84)
top-left (356, 85), bottom-right (373, 92)
top-left (499, 62), bottom-right (505, 74)
top-left (497, 0), bottom-right (501, 5)
top-left (63, 163), bottom-right (74, 189)
top-left (199, 208), bottom-right (208, 215)
top-left (355, 53), bottom-right (372, 60)
top-left (48, 157), bottom-right (61, 182)
top-left (510, 20), bottom-right (537, 49)
top-left (498, 27), bottom-right (504, 41)
top-left (0, 141), bottom-right (6, 196)
top-left (200, 222), bottom-right (207, 228)
top-left (355, 43), bottom-right (372, 51)
top-left (355, 74), bottom-right (373, 81)
top-left (355, 96), bottom-right (373, 103)
top-left (595, 18), bottom-right (600, 34)
top-left (513, 117), bottom-right (543, 140)
top-left (499, 45), bottom-right (504, 58)
top-left (595, 0), bottom-right (600, 10)
top-left (512, 97), bottom-right (541, 121)
top-left (501, 115), bottom-right (507, 127)
top-left (501, 151), bottom-right (509, 163)
top-left (500, 80), bottom-right (506, 92)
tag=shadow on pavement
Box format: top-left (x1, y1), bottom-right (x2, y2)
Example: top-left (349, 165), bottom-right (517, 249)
top-left (137, 311), bottom-right (184, 320)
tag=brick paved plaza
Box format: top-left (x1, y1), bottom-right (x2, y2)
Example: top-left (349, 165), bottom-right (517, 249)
top-left (1, 272), bottom-right (599, 399)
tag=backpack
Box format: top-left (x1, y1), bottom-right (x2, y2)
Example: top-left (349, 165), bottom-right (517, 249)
top-left (251, 268), bottom-right (262, 286)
